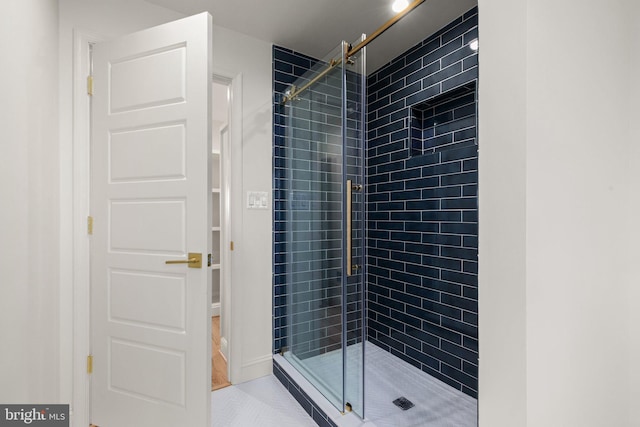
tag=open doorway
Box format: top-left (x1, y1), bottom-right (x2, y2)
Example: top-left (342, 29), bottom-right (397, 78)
top-left (212, 77), bottom-right (232, 390)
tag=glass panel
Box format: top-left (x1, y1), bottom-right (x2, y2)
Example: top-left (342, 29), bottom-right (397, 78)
top-left (343, 35), bottom-right (366, 419)
top-left (284, 42), bottom-right (346, 412)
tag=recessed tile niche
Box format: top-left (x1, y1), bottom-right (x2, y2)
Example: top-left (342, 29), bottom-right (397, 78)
top-left (410, 83), bottom-right (476, 158)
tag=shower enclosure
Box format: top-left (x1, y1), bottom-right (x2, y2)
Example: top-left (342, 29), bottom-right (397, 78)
top-left (280, 37), bottom-right (367, 417)
top-left (274, 6), bottom-right (480, 426)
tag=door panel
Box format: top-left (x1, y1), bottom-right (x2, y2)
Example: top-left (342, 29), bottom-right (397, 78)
top-left (109, 45), bottom-right (186, 113)
top-left (109, 339), bottom-right (186, 406)
top-left (109, 123), bottom-right (186, 182)
top-left (90, 13), bottom-right (212, 427)
top-left (108, 270), bottom-right (186, 331)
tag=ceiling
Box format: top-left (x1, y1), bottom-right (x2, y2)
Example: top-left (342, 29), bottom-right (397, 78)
top-left (144, 0), bottom-right (477, 73)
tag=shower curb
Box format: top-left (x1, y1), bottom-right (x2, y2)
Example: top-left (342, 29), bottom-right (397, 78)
top-left (273, 355), bottom-right (341, 427)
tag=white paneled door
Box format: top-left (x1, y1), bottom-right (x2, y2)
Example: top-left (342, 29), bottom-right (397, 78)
top-left (90, 13), bottom-right (212, 427)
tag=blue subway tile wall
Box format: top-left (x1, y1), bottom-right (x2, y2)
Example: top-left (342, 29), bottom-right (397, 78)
top-left (366, 7), bottom-right (479, 398)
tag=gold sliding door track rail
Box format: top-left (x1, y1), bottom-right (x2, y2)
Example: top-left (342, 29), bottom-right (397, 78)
top-left (281, 0), bottom-right (426, 105)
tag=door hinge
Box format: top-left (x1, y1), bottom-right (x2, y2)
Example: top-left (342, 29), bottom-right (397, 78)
top-left (87, 216), bottom-right (94, 235)
top-left (230, 241), bottom-right (234, 251)
top-left (87, 355), bottom-right (93, 374)
top-left (87, 75), bottom-right (93, 96)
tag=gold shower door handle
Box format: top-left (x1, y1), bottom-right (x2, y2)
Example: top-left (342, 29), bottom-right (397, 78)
top-left (346, 180), bottom-right (362, 277)
top-left (165, 252), bottom-right (202, 268)
top-left (347, 180), bottom-right (353, 277)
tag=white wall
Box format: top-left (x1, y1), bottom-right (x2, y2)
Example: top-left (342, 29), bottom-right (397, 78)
top-left (628, 3), bottom-right (640, 423)
top-left (477, 0), bottom-right (527, 423)
top-left (211, 25), bottom-right (274, 383)
top-left (479, 0), bottom-right (638, 425)
top-left (526, 2), bottom-right (632, 425)
top-left (0, 0), bottom-right (60, 403)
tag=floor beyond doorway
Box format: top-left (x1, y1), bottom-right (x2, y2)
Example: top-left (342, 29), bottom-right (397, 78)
top-left (212, 316), bottom-right (231, 390)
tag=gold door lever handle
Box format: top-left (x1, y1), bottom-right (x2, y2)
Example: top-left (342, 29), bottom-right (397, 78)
top-left (165, 252), bottom-right (202, 268)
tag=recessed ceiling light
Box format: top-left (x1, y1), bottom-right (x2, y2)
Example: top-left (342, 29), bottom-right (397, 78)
top-left (469, 39), bottom-right (479, 51)
top-left (392, 0), bottom-right (409, 13)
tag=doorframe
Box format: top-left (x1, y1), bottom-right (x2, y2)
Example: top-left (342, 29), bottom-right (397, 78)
top-left (211, 70), bottom-right (244, 384)
top-left (211, 74), bottom-right (232, 377)
top-left (69, 31), bottom-right (245, 425)
top-left (70, 29), bottom-right (102, 427)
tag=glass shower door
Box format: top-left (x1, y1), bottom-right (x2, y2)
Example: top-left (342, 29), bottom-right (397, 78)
top-left (284, 41), bottom-right (347, 413)
top-left (283, 38), bottom-right (366, 418)
top-left (343, 35), bottom-right (366, 418)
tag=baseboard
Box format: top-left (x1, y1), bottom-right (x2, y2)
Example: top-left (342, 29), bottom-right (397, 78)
top-left (220, 337), bottom-right (229, 362)
top-left (237, 354), bottom-right (273, 383)
top-left (211, 302), bottom-right (220, 316)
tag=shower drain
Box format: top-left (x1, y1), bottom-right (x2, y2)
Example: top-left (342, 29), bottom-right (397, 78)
top-left (392, 396), bottom-right (415, 411)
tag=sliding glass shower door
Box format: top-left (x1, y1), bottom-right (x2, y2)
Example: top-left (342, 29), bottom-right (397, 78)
top-left (282, 38), bottom-right (366, 417)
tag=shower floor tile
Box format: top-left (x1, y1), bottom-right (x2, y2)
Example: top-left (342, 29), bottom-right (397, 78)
top-left (290, 341), bottom-right (477, 427)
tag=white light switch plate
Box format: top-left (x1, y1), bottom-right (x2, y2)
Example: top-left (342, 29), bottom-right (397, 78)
top-left (247, 191), bottom-right (269, 209)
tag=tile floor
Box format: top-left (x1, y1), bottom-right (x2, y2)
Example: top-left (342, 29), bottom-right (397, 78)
top-left (361, 342), bottom-right (477, 426)
top-left (280, 341), bottom-right (477, 427)
top-left (213, 342), bottom-right (477, 427)
top-left (211, 374), bottom-right (316, 427)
